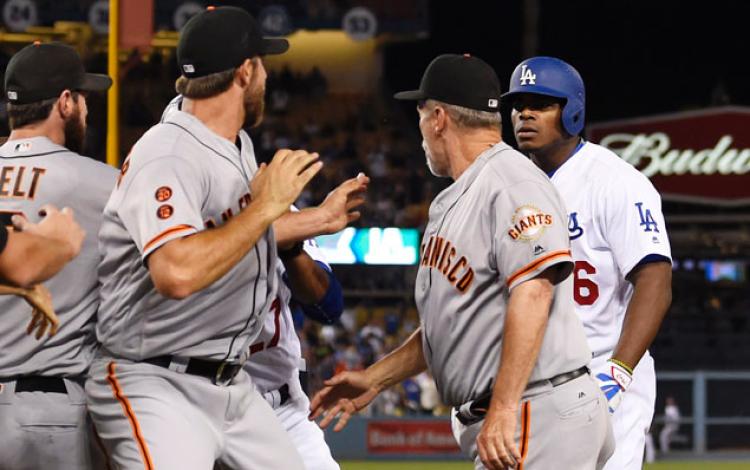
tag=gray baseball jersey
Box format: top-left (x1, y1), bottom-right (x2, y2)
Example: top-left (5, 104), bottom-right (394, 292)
top-left (96, 108), bottom-right (276, 361)
top-left (0, 136), bottom-right (117, 377)
top-left (415, 142), bottom-right (591, 407)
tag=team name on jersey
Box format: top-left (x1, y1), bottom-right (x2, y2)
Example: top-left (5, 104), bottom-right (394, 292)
top-left (420, 235), bottom-right (475, 293)
top-left (0, 165), bottom-right (46, 200)
top-left (507, 205), bottom-right (553, 241)
top-left (568, 212), bottom-right (584, 240)
top-left (204, 192), bottom-right (252, 228)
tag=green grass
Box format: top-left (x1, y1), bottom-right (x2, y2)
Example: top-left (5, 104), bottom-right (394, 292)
top-left (340, 461), bottom-right (750, 470)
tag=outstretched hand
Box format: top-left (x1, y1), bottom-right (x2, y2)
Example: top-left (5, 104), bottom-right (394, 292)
top-left (319, 172), bottom-right (369, 234)
top-left (309, 370), bottom-right (380, 432)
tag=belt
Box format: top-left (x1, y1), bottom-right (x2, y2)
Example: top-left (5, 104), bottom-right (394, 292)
top-left (14, 376), bottom-right (68, 394)
top-left (262, 383), bottom-right (291, 408)
top-left (143, 356), bottom-right (243, 386)
top-left (455, 366), bottom-right (589, 426)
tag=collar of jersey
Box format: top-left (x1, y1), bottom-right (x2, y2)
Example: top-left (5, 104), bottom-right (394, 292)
top-left (0, 135), bottom-right (68, 158)
top-left (163, 109), bottom-right (243, 163)
top-left (547, 139), bottom-right (586, 179)
top-left (431, 142), bottom-right (510, 210)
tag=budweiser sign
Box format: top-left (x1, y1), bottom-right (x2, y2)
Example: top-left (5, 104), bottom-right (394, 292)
top-left (588, 107), bottom-right (750, 202)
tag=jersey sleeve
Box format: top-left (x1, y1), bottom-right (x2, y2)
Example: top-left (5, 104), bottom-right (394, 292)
top-left (493, 180), bottom-right (573, 290)
top-left (602, 172), bottom-right (672, 278)
top-left (117, 156), bottom-right (204, 260)
top-left (302, 238), bottom-right (330, 271)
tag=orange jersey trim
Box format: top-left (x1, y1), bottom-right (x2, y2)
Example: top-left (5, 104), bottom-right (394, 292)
top-left (106, 362), bottom-right (155, 470)
top-left (518, 400), bottom-right (531, 470)
top-left (143, 224), bottom-right (195, 253)
top-left (506, 249), bottom-right (571, 287)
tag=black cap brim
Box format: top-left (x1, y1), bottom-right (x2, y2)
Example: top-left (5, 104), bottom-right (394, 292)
top-left (79, 73), bottom-right (113, 92)
top-left (393, 89), bottom-right (427, 101)
top-left (261, 38), bottom-right (289, 55)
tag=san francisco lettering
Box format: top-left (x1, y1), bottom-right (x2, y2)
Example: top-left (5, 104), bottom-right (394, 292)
top-left (421, 235), bottom-right (474, 293)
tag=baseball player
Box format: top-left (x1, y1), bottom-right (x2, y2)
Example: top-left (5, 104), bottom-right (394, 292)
top-left (86, 7), bottom-right (318, 469)
top-left (160, 95), bottom-right (366, 469)
top-left (0, 42), bottom-right (115, 469)
top-left (503, 56), bottom-right (673, 470)
top-left (310, 54), bottom-right (614, 470)
top-left (246, 238), bottom-right (342, 470)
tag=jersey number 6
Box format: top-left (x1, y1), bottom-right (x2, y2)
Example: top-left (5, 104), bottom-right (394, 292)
top-left (573, 260), bottom-right (599, 305)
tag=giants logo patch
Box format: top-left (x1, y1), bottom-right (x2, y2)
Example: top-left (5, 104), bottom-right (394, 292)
top-left (508, 205), bottom-right (553, 241)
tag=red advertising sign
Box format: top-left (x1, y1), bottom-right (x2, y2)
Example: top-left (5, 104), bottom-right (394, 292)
top-left (366, 420), bottom-right (461, 455)
top-left (587, 106), bottom-right (750, 203)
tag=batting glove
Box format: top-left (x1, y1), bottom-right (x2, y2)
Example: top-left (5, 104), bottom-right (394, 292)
top-left (593, 359), bottom-right (633, 413)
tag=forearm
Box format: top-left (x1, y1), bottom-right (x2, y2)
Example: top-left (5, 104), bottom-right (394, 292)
top-left (149, 199), bottom-right (277, 298)
top-left (283, 253), bottom-right (329, 304)
top-left (613, 262), bottom-right (672, 369)
top-left (491, 277), bottom-right (553, 409)
top-left (273, 207), bottom-right (334, 249)
top-left (0, 232), bottom-right (72, 287)
top-left (367, 327), bottom-right (428, 391)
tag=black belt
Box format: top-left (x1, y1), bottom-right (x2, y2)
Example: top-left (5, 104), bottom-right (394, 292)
top-left (278, 383), bottom-right (291, 406)
top-left (263, 383), bottom-right (292, 408)
top-left (143, 356), bottom-right (242, 386)
top-left (14, 376), bottom-right (67, 394)
top-left (455, 366), bottom-right (589, 426)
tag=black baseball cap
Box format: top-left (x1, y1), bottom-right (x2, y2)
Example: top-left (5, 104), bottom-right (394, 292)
top-left (177, 6), bottom-right (289, 78)
top-left (394, 54), bottom-right (501, 113)
top-left (4, 42), bottom-right (112, 105)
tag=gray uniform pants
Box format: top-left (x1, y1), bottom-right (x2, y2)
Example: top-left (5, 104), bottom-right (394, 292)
top-left (0, 377), bottom-right (106, 470)
top-left (452, 373), bottom-right (614, 470)
top-left (86, 357), bottom-right (304, 470)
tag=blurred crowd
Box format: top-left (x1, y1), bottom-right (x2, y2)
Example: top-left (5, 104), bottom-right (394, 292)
top-left (295, 299), bottom-right (450, 417)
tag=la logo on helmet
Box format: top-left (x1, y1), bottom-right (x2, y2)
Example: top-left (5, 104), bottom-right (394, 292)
top-left (520, 65), bottom-right (536, 85)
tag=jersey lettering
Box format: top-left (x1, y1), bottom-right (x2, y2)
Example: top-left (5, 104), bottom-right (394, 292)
top-left (573, 260), bottom-right (599, 306)
top-left (635, 202), bottom-right (659, 233)
top-left (421, 235), bottom-right (474, 293)
top-left (519, 65), bottom-right (537, 85)
top-left (249, 297), bottom-right (282, 354)
top-left (568, 212), bottom-right (584, 240)
top-left (0, 166), bottom-right (46, 199)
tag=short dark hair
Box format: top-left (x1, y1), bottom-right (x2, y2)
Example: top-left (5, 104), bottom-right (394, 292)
top-left (175, 68), bottom-right (236, 99)
top-left (6, 91), bottom-right (82, 130)
top-left (7, 97), bottom-right (56, 129)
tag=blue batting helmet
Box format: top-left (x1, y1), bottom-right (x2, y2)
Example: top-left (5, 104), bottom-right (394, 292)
top-left (502, 56), bottom-right (585, 136)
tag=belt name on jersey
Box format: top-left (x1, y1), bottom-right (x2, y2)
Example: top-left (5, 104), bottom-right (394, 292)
top-left (0, 165), bottom-right (46, 200)
top-left (421, 235), bottom-right (475, 293)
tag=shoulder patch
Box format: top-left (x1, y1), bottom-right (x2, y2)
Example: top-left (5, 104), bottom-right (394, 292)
top-left (157, 204), bottom-right (174, 220)
top-left (155, 186), bottom-right (173, 202)
top-left (508, 205), bottom-right (553, 241)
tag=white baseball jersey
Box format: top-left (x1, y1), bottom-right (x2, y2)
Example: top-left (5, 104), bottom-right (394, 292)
top-left (96, 108), bottom-right (276, 361)
top-left (549, 141), bottom-right (672, 357)
top-left (416, 142), bottom-right (591, 407)
top-left (0, 137), bottom-right (117, 376)
top-left (245, 239), bottom-right (328, 394)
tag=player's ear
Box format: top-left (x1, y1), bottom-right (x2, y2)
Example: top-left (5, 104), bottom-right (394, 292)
top-left (55, 90), bottom-right (73, 120)
top-left (434, 105), bottom-right (447, 135)
top-left (235, 59), bottom-right (253, 88)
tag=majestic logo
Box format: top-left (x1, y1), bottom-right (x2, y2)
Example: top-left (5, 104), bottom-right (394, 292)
top-left (488, 98), bottom-right (499, 109)
top-left (6, 91), bottom-right (17, 101)
top-left (508, 205), bottom-right (553, 241)
top-left (635, 202), bottom-right (659, 232)
top-left (182, 64), bottom-right (195, 74)
top-left (519, 65), bottom-right (536, 85)
top-left (14, 142), bottom-right (32, 152)
top-left (568, 212), bottom-right (584, 240)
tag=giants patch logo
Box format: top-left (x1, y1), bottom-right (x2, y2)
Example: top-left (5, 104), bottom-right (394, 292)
top-left (508, 205), bottom-right (553, 241)
top-left (420, 235), bottom-right (474, 294)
